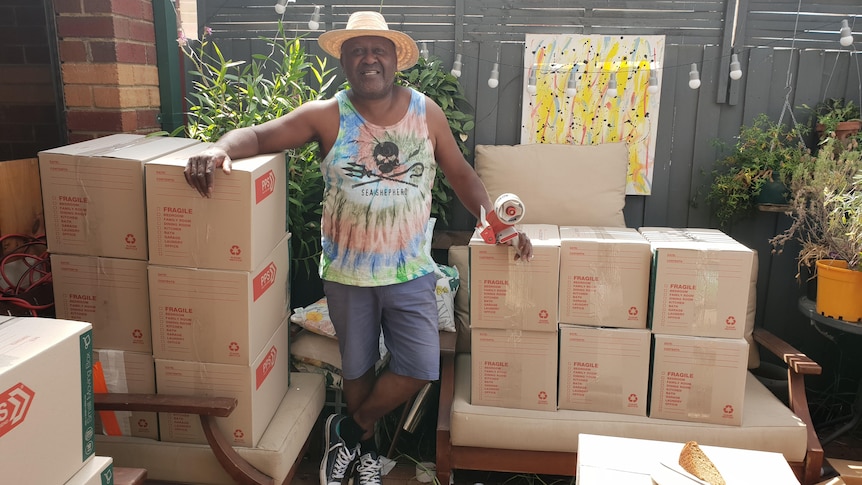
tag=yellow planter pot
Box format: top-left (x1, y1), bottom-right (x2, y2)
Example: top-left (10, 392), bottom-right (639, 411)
top-left (816, 259), bottom-right (862, 323)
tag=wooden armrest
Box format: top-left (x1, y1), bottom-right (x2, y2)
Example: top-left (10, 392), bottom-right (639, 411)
top-left (95, 393), bottom-right (273, 485)
top-left (94, 393), bottom-right (237, 416)
top-left (440, 330), bottom-right (457, 356)
top-left (753, 327), bottom-right (822, 375)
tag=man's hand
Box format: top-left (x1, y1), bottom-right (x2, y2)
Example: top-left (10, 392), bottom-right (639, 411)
top-left (512, 231), bottom-right (533, 262)
top-left (184, 147), bottom-right (232, 197)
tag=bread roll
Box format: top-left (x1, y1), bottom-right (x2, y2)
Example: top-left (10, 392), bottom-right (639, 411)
top-left (678, 441), bottom-right (726, 485)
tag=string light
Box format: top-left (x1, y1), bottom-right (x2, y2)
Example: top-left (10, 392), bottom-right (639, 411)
top-left (451, 53), bottom-right (462, 78)
top-left (420, 42), bottom-right (430, 60)
top-left (648, 69), bottom-right (659, 94)
top-left (308, 5), bottom-right (321, 30)
top-left (606, 71), bottom-right (618, 97)
top-left (729, 53), bottom-right (743, 80)
top-left (274, 0), bottom-right (294, 15)
top-left (488, 62), bottom-right (500, 88)
top-left (526, 64), bottom-right (537, 95)
top-left (565, 65), bottom-right (578, 97)
top-left (840, 19), bottom-right (854, 47)
top-left (688, 63), bottom-right (701, 89)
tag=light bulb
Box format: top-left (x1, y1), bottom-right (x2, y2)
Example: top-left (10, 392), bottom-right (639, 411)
top-left (840, 19), bottom-right (854, 47)
top-left (450, 54), bottom-right (462, 78)
top-left (688, 63), bottom-right (701, 90)
top-left (274, 0), bottom-right (287, 14)
top-left (729, 54), bottom-right (742, 80)
top-left (607, 75), bottom-right (617, 97)
top-left (647, 69), bottom-right (659, 94)
top-left (488, 63), bottom-right (499, 88)
top-left (420, 42), bottom-right (429, 60)
top-left (526, 64), bottom-right (537, 95)
top-left (565, 66), bottom-right (577, 97)
top-left (308, 5), bottom-right (320, 30)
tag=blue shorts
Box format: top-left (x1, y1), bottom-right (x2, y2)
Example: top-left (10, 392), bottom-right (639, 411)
top-left (323, 273), bottom-right (440, 381)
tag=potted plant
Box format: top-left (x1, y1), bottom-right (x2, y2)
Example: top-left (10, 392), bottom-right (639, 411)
top-left (706, 114), bottom-right (809, 227)
top-left (770, 136), bottom-right (862, 322)
top-left (807, 98), bottom-right (862, 142)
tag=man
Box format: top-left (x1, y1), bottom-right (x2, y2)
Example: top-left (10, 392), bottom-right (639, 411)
top-left (184, 11), bottom-right (532, 485)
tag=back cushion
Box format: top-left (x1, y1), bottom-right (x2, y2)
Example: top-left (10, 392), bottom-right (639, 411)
top-left (474, 143), bottom-right (629, 227)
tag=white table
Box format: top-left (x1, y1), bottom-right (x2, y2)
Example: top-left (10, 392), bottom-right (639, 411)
top-left (576, 433), bottom-right (800, 484)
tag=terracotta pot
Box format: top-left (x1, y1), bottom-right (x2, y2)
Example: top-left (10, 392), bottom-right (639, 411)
top-left (816, 120), bottom-right (862, 142)
top-left (815, 259), bottom-right (862, 323)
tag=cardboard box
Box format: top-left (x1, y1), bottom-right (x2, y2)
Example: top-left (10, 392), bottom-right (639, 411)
top-left (64, 456), bottom-right (113, 485)
top-left (0, 317), bottom-right (95, 484)
top-left (639, 227), bottom-right (754, 339)
top-left (470, 224), bottom-right (560, 332)
top-left (38, 134), bottom-right (200, 259)
top-left (94, 349), bottom-right (158, 439)
top-left (558, 227), bottom-right (651, 328)
top-left (649, 334), bottom-right (748, 425)
top-left (52, 254), bottom-right (151, 352)
top-left (149, 232), bottom-right (289, 364)
top-left (558, 325), bottom-right (650, 415)
top-left (146, 144), bottom-right (287, 271)
top-left (156, 318), bottom-right (289, 448)
top-left (471, 327), bottom-right (558, 411)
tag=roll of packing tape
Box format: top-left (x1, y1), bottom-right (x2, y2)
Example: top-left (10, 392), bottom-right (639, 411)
top-left (494, 193), bottom-right (525, 224)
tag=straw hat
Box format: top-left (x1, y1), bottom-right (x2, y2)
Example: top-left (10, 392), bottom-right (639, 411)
top-left (318, 11), bottom-right (419, 71)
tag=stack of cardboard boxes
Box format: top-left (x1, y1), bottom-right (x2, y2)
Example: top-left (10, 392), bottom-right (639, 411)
top-left (41, 135), bottom-right (293, 450)
top-left (469, 224), bottom-right (754, 426)
top-left (42, 134), bottom-right (200, 440)
top-left (0, 316), bottom-right (115, 484)
top-left (144, 143), bottom-right (291, 448)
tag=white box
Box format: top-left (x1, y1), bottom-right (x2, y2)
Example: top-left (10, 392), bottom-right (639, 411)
top-left (64, 456), bottom-right (113, 485)
top-left (38, 134), bottom-right (200, 259)
top-left (470, 224), bottom-right (560, 332)
top-left (94, 349), bottom-right (158, 439)
top-left (576, 434), bottom-right (800, 485)
top-left (51, 254), bottom-right (151, 352)
top-left (558, 227), bottom-right (651, 328)
top-left (146, 144), bottom-right (287, 271)
top-left (639, 227), bottom-right (754, 339)
top-left (649, 334), bottom-right (749, 425)
top-left (471, 327), bottom-right (558, 411)
top-left (558, 325), bottom-right (650, 415)
top-left (0, 317), bottom-right (95, 485)
top-left (156, 318), bottom-right (290, 448)
top-left (149, 233), bottom-right (289, 364)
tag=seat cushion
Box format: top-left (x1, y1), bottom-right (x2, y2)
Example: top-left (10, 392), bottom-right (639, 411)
top-left (450, 354), bottom-right (807, 463)
top-left (96, 372), bottom-right (325, 485)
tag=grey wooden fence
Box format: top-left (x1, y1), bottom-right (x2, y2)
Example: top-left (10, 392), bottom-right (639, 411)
top-left (189, 0), bottom-right (862, 397)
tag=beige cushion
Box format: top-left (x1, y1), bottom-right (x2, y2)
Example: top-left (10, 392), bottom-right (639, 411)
top-left (96, 372), bottom-right (325, 485)
top-left (474, 143), bottom-right (628, 227)
top-left (747, 250), bottom-right (760, 368)
top-left (451, 354), bottom-right (807, 463)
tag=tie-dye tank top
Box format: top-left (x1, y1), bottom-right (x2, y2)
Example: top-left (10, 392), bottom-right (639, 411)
top-left (318, 88), bottom-right (437, 286)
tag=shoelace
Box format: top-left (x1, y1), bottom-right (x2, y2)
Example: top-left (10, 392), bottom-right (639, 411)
top-left (330, 444), bottom-right (358, 480)
top-left (355, 454), bottom-right (382, 485)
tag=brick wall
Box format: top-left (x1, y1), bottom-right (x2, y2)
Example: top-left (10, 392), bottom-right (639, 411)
top-left (0, 0), bottom-right (64, 161)
top-left (55, 0), bottom-right (161, 143)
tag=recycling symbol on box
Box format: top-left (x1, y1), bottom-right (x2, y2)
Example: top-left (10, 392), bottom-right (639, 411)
top-left (132, 329), bottom-right (143, 339)
top-left (229, 342), bottom-right (240, 352)
top-left (726, 316), bottom-right (737, 326)
top-left (138, 419), bottom-right (148, 428)
top-left (538, 391), bottom-right (547, 400)
top-left (230, 245), bottom-right (242, 256)
top-left (724, 404), bottom-right (734, 414)
top-left (125, 234), bottom-right (136, 244)
top-left (539, 310), bottom-right (549, 320)
top-left (628, 393), bottom-right (638, 403)
top-left (628, 306), bottom-right (638, 317)
top-left (234, 429), bottom-right (244, 439)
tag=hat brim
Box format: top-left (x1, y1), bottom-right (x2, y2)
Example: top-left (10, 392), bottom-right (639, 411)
top-left (318, 29), bottom-right (419, 71)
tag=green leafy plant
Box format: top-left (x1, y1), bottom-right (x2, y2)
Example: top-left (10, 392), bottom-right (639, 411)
top-left (771, 136), bottom-right (862, 276)
top-left (397, 55), bottom-right (475, 227)
top-left (173, 24), bottom-right (335, 279)
top-left (705, 114), bottom-right (809, 227)
top-left (805, 98), bottom-right (862, 139)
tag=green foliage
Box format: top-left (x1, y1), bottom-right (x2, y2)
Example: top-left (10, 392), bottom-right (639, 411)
top-left (397, 55), bottom-right (475, 227)
top-left (771, 137), bottom-right (862, 275)
top-left (174, 24), bottom-right (335, 279)
top-left (706, 114), bottom-right (809, 227)
top-left (805, 98), bottom-right (862, 136)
